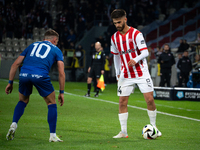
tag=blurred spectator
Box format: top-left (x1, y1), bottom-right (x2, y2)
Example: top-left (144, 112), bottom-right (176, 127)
top-left (155, 46), bottom-right (163, 58)
top-left (103, 42), bottom-right (110, 56)
top-left (0, 15), bottom-right (5, 43)
top-left (177, 51), bottom-right (192, 87)
top-left (177, 39), bottom-right (185, 53)
top-left (90, 43), bottom-right (95, 55)
top-left (34, 10), bottom-right (44, 28)
top-left (24, 0), bottom-right (35, 14)
top-left (96, 35), bottom-right (105, 47)
top-left (175, 53), bottom-right (182, 84)
top-left (196, 33), bottom-right (200, 43)
top-left (14, 17), bottom-right (22, 39)
top-left (158, 44), bottom-right (175, 87)
top-left (6, 19), bottom-right (14, 38)
top-left (127, 5), bottom-right (134, 25)
top-left (183, 39), bottom-right (189, 50)
top-left (105, 21), bottom-right (116, 43)
top-left (135, 12), bottom-right (143, 26)
top-left (26, 9), bottom-right (35, 21)
top-left (60, 26), bottom-right (69, 49)
top-left (192, 54), bottom-right (200, 69)
top-left (68, 9), bottom-right (75, 30)
top-left (84, 3), bottom-right (94, 30)
top-left (0, 2), bottom-right (5, 17)
top-left (76, 44), bottom-right (83, 52)
top-left (36, 0), bottom-right (47, 11)
top-left (26, 18), bottom-right (34, 39)
top-left (57, 9), bottom-right (69, 31)
top-left (68, 42), bottom-right (75, 49)
top-left (107, 0), bottom-right (117, 19)
top-left (148, 46), bottom-right (156, 71)
top-left (67, 29), bottom-right (76, 43)
top-left (43, 11), bottom-right (53, 29)
top-left (77, 16), bottom-right (86, 40)
top-left (75, 44), bottom-right (84, 67)
top-left (13, 0), bottom-right (24, 16)
top-left (104, 55), bottom-right (110, 84)
top-left (71, 52), bottom-right (80, 81)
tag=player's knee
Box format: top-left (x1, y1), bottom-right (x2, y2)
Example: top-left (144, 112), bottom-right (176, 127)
top-left (119, 98), bottom-right (128, 107)
top-left (19, 99), bottom-right (29, 104)
top-left (87, 77), bottom-right (92, 83)
top-left (146, 97), bottom-right (154, 105)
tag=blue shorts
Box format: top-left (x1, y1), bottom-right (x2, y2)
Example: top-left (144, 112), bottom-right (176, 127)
top-left (19, 73), bottom-right (54, 97)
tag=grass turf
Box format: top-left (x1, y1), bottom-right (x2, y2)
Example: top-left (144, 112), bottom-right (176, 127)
top-left (0, 79), bottom-right (200, 150)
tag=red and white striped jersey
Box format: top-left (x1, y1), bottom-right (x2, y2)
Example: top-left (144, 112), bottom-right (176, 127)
top-left (111, 27), bottom-right (149, 78)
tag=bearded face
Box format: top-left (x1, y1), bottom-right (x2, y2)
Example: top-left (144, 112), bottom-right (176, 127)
top-left (116, 21), bottom-right (125, 31)
top-left (113, 17), bottom-right (127, 32)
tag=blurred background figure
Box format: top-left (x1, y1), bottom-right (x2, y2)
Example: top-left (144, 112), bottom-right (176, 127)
top-left (71, 52), bottom-right (80, 82)
top-left (175, 53), bottom-right (182, 85)
top-left (158, 44), bottom-right (175, 87)
top-left (177, 51), bottom-right (192, 87)
top-left (104, 55), bottom-right (110, 85)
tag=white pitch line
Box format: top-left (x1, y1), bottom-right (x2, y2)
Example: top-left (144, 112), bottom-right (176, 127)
top-left (59, 91), bottom-right (200, 122)
top-left (1, 78), bottom-right (199, 122)
top-left (136, 100), bottom-right (200, 112)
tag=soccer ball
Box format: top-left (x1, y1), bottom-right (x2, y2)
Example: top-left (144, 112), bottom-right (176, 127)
top-left (142, 124), bottom-right (158, 139)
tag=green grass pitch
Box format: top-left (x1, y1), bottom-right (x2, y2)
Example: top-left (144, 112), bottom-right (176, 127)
top-left (0, 79), bottom-right (200, 150)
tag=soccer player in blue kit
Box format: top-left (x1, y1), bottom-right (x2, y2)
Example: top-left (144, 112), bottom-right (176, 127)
top-left (5, 29), bottom-right (65, 142)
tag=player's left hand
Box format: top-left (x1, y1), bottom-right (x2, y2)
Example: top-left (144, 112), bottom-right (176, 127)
top-left (128, 59), bottom-right (136, 67)
top-left (58, 93), bottom-right (64, 106)
top-left (5, 84), bottom-right (13, 95)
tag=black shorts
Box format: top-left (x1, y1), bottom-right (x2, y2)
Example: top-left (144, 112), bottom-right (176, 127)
top-left (88, 66), bottom-right (101, 78)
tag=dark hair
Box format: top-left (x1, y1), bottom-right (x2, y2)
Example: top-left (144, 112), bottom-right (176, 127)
top-left (111, 9), bottom-right (126, 19)
top-left (164, 43), bottom-right (169, 47)
top-left (44, 29), bottom-right (59, 39)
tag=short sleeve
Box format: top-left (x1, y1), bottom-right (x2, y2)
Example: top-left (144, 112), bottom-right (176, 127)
top-left (135, 32), bottom-right (147, 51)
top-left (20, 45), bottom-right (31, 56)
top-left (56, 48), bottom-right (64, 61)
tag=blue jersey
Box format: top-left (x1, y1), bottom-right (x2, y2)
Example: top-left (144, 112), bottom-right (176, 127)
top-left (20, 41), bottom-right (63, 76)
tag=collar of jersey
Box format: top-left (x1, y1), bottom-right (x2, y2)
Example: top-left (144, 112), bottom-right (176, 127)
top-left (43, 40), bottom-right (51, 44)
top-left (118, 26), bottom-right (132, 36)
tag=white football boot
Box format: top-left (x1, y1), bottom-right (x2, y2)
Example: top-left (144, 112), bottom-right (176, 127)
top-left (49, 136), bottom-right (63, 142)
top-left (6, 122), bottom-right (17, 140)
top-left (113, 131), bottom-right (128, 138)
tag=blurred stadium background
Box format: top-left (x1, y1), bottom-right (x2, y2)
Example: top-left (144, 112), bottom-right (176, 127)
top-left (0, 0), bottom-right (200, 86)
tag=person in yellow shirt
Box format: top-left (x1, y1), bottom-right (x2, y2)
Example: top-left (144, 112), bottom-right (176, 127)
top-left (71, 53), bottom-right (80, 81)
top-left (104, 55), bottom-right (110, 84)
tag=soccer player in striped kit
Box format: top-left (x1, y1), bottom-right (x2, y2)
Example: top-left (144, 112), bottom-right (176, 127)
top-left (110, 9), bottom-right (162, 138)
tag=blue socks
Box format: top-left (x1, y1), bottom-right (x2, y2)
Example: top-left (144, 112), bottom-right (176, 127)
top-left (12, 101), bottom-right (27, 123)
top-left (12, 101), bottom-right (57, 134)
top-left (48, 104), bottom-right (57, 133)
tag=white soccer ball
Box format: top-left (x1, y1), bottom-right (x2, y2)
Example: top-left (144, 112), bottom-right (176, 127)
top-left (142, 124), bottom-right (158, 139)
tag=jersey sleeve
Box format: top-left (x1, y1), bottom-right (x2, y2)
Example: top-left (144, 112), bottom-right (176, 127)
top-left (56, 48), bottom-right (64, 61)
top-left (110, 37), bottom-right (119, 55)
top-left (135, 32), bottom-right (148, 51)
top-left (20, 45), bottom-right (31, 56)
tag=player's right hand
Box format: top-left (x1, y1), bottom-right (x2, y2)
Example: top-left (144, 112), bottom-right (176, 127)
top-left (117, 75), bottom-right (120, 81)
top-left (5, 84), bottom-right (13, 95)
top-left (58, 93), bottom-right (64, 106)
top-left (88, 67), bottom-right (91, 73)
